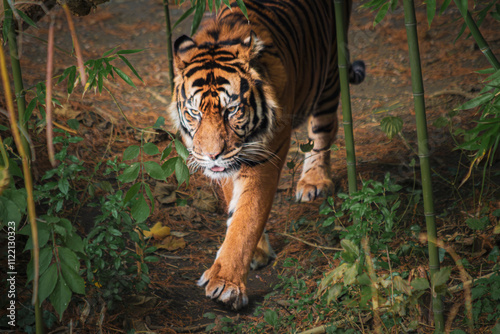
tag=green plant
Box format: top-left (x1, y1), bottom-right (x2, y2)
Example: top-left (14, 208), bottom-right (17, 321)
top-left (34, 129), bottom-right (85, 214)
top-left (471, 270), bottom-right (500, 325)
top-left (84, 186), bottom-right (157, 308)
top-left (19, 214), bottom-right (86, 320)
top-left (321, 173), bottom-right (402, 253)
top-left (455, 69), bottom-right (500, 198)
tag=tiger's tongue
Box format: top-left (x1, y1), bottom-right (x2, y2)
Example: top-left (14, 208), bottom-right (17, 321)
top-left (211, 166), bottom-right (225, 172)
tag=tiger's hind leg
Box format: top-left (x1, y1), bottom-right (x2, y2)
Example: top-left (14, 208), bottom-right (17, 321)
top-left (296, 60), bottom-right (365, 202)
top-left (250, 231), bottom-right (276, 270)
top-left (296, 80), bottom-right (340, 202)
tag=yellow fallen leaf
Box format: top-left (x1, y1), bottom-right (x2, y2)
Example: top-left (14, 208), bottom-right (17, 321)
top-left (142, 222), bottom-right (171, 240)
top-left (155, 236), bottom-right (186, 251)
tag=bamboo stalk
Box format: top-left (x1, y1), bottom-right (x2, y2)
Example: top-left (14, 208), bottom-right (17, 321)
top-left (333, 0), bottom-right (357, 195)
top-left (453, 1), bottom-right (500, 70)
top-left (402, 0), bottom-right (444, 331)
top-left (45, 17), bottom-right (55, 166)
top-left (163, 0), bottom-right (175, 94)
top-left (3, 0), bottom-right (30, 158)
top-left (0, 45), bottom-right (42, 334)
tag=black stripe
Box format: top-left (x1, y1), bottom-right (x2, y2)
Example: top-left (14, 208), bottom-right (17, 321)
top-left (185, 62), bottom-right (239, 77)
top-left (312, 122), bottom-right (335, 134)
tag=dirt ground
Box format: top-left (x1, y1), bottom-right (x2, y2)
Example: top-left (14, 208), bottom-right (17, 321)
top-left (2, 0), bottom-right (500, 333)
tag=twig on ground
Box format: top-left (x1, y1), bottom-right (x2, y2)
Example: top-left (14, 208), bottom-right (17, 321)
top-left (274, 232), bottom-right (343, 251)
top-left (448, 272), bottom-right (496, 293)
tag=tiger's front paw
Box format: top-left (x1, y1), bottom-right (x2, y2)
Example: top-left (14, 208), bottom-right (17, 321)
top-left (296, 172), bottom-right (333, 202)
top-left (198, 263), bottom-right (248, 310)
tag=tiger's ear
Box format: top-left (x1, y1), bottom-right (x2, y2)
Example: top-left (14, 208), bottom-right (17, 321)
top-left (174, 35), bottom-right (197, 71)
top-left (242, 31), bottom-right (264, 60)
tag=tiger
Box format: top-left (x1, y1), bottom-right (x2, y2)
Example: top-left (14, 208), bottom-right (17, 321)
top-left (169, 0), bottom-right (365, 310)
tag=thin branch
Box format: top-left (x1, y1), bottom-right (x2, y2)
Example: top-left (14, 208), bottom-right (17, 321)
top-left (274, 232), bottom-right (342, 251)
top-left (62, 3), bottom-right (87, 87)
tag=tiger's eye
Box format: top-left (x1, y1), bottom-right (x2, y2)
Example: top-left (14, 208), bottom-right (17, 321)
top-left (227, 106), bottom-right (239, 116)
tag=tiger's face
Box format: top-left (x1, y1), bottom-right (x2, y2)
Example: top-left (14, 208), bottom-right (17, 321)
top-left (170, 32), bottom-right (277, 179)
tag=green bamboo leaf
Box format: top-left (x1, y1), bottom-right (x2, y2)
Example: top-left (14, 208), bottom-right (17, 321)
top-left (143, 142), bottom-right (160, 156)
top-left (143, 161), bottom-right (166, 180)
top-left (113, 67), bottom-right (137, 88)
top-left (39, 264), bottom-right (58, 305)
top-left (173, 6), bottom-right (196, 30)
top-left (116, 49), bottom-right (144, 55)
top-left (426, 0), bottom-right (436, 26)
top-left (123, 145), bottom-right (140, 161)
top-left (191, 0), bottom-right (206, 36)
top-left (57, 66), bottom-right (75, 84)
top-left (118, 55), bottom-right (144, 83)
top-left (222, 0), bottom-right (231, 9)
top-left (50, 276), bottom-right (72, 320)
top-left (24, 98), bottom-right (37, 123)
top-left (124, 182), bottom-right (141, 204)
top-left (98, 71), bottom-right (104, 93)
top-left (131, 195), bottom-right (150, 222)
top-left (60, 262), bottom-right (85, 294)
top-left (455, 0), bottom-right (468, 18)
top-left (439, 0), bottom-right (452, 15)
top-left (102, 46), bottom-right (118, 57)
top-left (208, 0), bottom-right (213, 12)
top-left (15, 9), bottom-right (38, 28)
top-left (235, 0), bottom-right (248, 19)
top-left (458, 93), bottom-right (494, 110)
top-left (2, 7), bottom-right (13, 42)
top-left (67, 66), bottom-right (77, 94)
top-left (374, 2), bottom-right (390, 26)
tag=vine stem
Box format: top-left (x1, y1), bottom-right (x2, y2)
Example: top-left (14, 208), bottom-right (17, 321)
top-left (0, 44), bottom-right (42, 333)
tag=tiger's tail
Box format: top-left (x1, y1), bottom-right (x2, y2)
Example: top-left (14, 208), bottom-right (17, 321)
top-left (349, 60), bottom-right (366, 85)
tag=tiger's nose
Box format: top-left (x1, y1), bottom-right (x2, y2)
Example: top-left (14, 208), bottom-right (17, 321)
top-left (207, 152), bottom-right (221, 160)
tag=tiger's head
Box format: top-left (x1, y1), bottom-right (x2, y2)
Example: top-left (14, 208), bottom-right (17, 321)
top-left (169, 28), bottom-right (279, 179)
